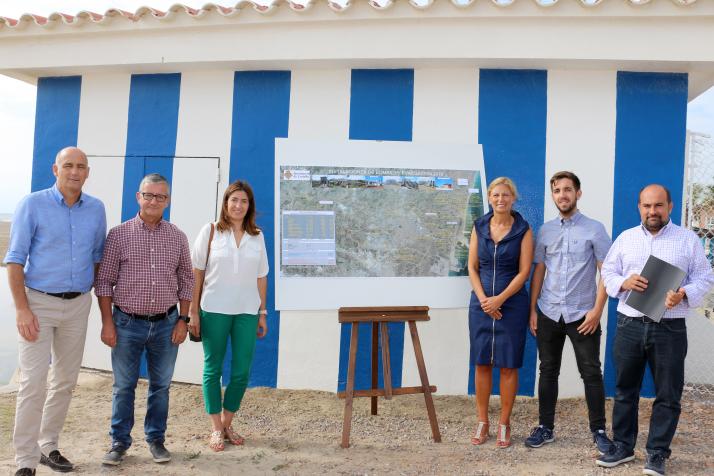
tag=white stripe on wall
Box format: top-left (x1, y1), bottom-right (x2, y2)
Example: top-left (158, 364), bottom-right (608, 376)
top-left (276, 68), bottom-right (351, 391)
top-left (401, 67), bottom-right (479, 395)
top-left (76, 72), bottom-right (131, 374)
top-left (171, 70), bottom-right (235, 384)
top-left (77, 73), bottom-right (131, 230)
top-left (543, 69), bottom-right (617, 397)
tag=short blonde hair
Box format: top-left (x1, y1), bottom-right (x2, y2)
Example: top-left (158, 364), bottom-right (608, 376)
top-left (487, 177), bottom-right (518, 200)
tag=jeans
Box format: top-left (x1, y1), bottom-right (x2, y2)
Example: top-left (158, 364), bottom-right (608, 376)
top-left (110, 307), bottom-right (179, 448)
top-left (536, 310), bottom-right (606, 431)
top-left (612, 313), bottom-right (687, 458)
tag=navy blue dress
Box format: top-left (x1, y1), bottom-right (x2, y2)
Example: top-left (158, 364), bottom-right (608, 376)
top-left (469, 210), bottom-right (530, 369)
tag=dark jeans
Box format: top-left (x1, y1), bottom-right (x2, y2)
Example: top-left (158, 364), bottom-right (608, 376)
top-left (536, 310), bottom-right (606, 432)
top-left (612, 313), bottom-right (687, 458)
top-left (110, 307), bottom-right (180, 448)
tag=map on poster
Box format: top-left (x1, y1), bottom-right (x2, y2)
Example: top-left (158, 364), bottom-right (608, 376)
top-left (279, 165), bottom-right (484, 278)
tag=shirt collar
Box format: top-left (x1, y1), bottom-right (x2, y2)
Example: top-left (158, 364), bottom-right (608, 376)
top-left (51, 183), bottom-right (84, 207)
top-left (560, 210), bottom-right (582, 226)
top-left (136, 213), bottom-right (163, 231)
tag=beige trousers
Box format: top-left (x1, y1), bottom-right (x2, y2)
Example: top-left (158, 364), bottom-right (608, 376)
top-left (14, 289), bottom-right (91, 470)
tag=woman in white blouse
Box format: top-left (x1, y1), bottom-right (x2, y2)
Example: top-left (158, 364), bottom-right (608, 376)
top-left (188, 180), bottom-right (268, 452)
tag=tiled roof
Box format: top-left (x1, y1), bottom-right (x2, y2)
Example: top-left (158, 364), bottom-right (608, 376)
top-left (0, 0), bottom-right (701, 29)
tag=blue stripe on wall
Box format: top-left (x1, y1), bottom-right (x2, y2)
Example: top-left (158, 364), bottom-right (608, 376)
top-left (122, 73), bottom-right (182, 223)
top-left (349, 69), bottom-right (413, 142)
top-left (469, 69), bottom-right (548, 397)
top-left (31, 76), bottom-right (82, 192)
top-left (122, 73), bottom-right (181, 378)
top-left (604, 71), bottom-right (688, 398)
top-left (336, 69), bottom-right (414, 392)
top-left (227, 71), bottom-right (291, 388)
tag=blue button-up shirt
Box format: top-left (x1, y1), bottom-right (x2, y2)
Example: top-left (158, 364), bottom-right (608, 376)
top-left (3, 184), bottom-right (106, 293)
top-left (534, 211), bottom-right (612, 323)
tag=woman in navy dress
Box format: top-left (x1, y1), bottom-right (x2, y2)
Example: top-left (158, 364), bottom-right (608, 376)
top-left (468, 177), bottom-right (533, 448)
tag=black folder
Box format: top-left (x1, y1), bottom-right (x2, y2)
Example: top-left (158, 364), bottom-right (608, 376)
top-left (624, 255), bottom-right (686, 322)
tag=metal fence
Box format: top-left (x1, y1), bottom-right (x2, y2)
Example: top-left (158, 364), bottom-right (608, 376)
top-left (683, 130), bottom-right (714, 402)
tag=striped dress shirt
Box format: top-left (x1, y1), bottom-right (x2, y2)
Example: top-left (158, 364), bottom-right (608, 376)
top-left (95, 215), bottom-right (194, 315)
top-left (601, 221), bottom-right (714, 319)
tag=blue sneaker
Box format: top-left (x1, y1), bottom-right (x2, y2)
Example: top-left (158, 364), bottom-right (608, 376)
top-left (524, 425), bottom-right (555, 448)
top-left (643, 452), bottom-right (666, 476)
top-left (593, 429), bottom-right (614, 455)
top-left (596, 442), bottom-right (635, 468)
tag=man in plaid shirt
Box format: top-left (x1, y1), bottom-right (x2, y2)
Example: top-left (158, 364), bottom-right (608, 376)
top-left (95, 173), bottom-right (194, 466)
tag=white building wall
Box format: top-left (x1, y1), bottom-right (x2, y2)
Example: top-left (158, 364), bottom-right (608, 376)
top-left (542, 69), bottom-right (617, 397)
top-left (276, 68), bottom-right (351, 391)
top-left (401, 67), bottom-right (479, 395)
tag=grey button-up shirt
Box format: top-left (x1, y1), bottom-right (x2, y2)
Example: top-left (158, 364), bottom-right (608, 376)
top-left (534, 211), bottom-right (612, 323)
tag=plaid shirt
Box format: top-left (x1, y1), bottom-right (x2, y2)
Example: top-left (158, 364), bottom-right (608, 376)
top-left (95, 214), bottom-right (194, 314)
top-left (602, 221), bottom-right (714, 319)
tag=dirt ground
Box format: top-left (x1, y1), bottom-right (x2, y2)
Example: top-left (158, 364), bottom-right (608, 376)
top-left (0, 221), bottom-right (9, 264)
top-left (1, 370), bottom-right (713, 475)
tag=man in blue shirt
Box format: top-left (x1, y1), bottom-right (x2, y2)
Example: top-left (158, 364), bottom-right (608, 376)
top-left (525, 171), bottom-right (614, 454)
top-left (4, 147), bottom-right (106, 476)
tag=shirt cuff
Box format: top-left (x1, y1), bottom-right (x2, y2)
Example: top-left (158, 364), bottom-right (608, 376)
top-left (94, 285), bottom-right (113, 297)
top-left (605, 276), bottom-right (627, 299)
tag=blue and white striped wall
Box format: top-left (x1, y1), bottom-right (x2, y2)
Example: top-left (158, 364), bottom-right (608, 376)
top-left (30, 67), bottom-right (687, 397)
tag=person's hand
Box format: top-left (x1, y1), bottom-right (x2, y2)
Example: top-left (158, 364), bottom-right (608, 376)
top-left (665, 288), bottom-right (686, 309)
top-left (16, 307), bottom-right (40, 342)
top-left (172, 319), bottom-right (188, 345)
top-left (577, 308), bottom-right (602, 335)
top-left (480, 296), bottom-right (503, 315)
top-left (101, 321), bottom-right (117, 347)
top-left (622, 274), bottom-right (648, 292)
top-left (257, 314), bottom-right (268, 338)
top-left (187, 311), bottom-right (200, 338)
top-left (529, 310), bottom-right (538, 336)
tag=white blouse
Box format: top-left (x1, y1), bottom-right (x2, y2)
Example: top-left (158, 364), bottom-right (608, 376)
top-left (191, 222), bottom-right (269, 315)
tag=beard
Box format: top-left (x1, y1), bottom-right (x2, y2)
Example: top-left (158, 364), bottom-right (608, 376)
top-left (643, 215), bottom-right (666, 232)
top-left (557, 201), bottom-right (577, 215)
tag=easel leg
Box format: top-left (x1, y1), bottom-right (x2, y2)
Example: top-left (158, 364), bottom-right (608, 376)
top-left (408, 320), bottom-right (442, 443)
top-left (371, 321), bottom-right (379, 415)
top-left (341, 323), bottom-right (360, 448)
top-left (380, 322), bottom-right (393, 400)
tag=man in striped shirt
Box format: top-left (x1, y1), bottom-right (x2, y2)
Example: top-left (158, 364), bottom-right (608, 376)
top-left (597, 184), bottom-right (714, 476)
top-left (95, 173), bottom-right (194, 466)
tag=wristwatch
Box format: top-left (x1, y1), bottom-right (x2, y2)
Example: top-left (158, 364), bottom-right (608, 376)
top-left (178, 315), bottom-right (190, 323)
top-left (259, 309), bottom-right (268, 315)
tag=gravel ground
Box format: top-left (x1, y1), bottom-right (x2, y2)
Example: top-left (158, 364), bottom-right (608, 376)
top-left (1, 370), bottom-right (713, 475)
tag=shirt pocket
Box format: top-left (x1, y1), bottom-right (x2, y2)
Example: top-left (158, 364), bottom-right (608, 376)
top-left (568, 238), bottom-right (590, 262)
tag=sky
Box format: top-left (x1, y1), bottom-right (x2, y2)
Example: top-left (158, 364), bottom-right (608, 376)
top-left (1, 0), bottom-right (714, 214)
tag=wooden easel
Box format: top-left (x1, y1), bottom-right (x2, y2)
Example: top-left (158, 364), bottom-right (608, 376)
top-left (337, 306), bottom-right (441, 448)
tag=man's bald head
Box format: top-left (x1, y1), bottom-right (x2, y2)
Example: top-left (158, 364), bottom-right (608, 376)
top-left (55, 147), bottom-right (87, 166)
top-left (638, 184), bottom-right (674, 234)
top-left (52, 147), bottom-right (90, 198)
top-left (638, 184), bottom-right (671, 204)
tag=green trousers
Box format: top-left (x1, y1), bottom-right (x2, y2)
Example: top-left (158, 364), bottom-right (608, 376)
top-left (200, 310), bottom-right (258, 414)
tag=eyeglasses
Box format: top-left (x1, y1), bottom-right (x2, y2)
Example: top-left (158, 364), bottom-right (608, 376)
top-left (140, 192), bottom-right (169, 203)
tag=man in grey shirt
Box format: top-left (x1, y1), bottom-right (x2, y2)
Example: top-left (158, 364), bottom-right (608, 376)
top-left (525, 171), bottom-right (613, 453)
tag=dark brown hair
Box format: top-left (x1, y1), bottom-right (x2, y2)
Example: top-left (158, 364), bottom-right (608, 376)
top-left (216, 180), bottom-right (260, 235)
top-left (549, 171), bottom-right (581, 192)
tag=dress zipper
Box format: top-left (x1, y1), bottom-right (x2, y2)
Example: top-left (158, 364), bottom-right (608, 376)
top-left (491, 242), bottom-right (497, 365)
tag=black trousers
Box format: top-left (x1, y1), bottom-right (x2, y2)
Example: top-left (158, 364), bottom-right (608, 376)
top-left (536, 309), bottom-right (606, 432)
